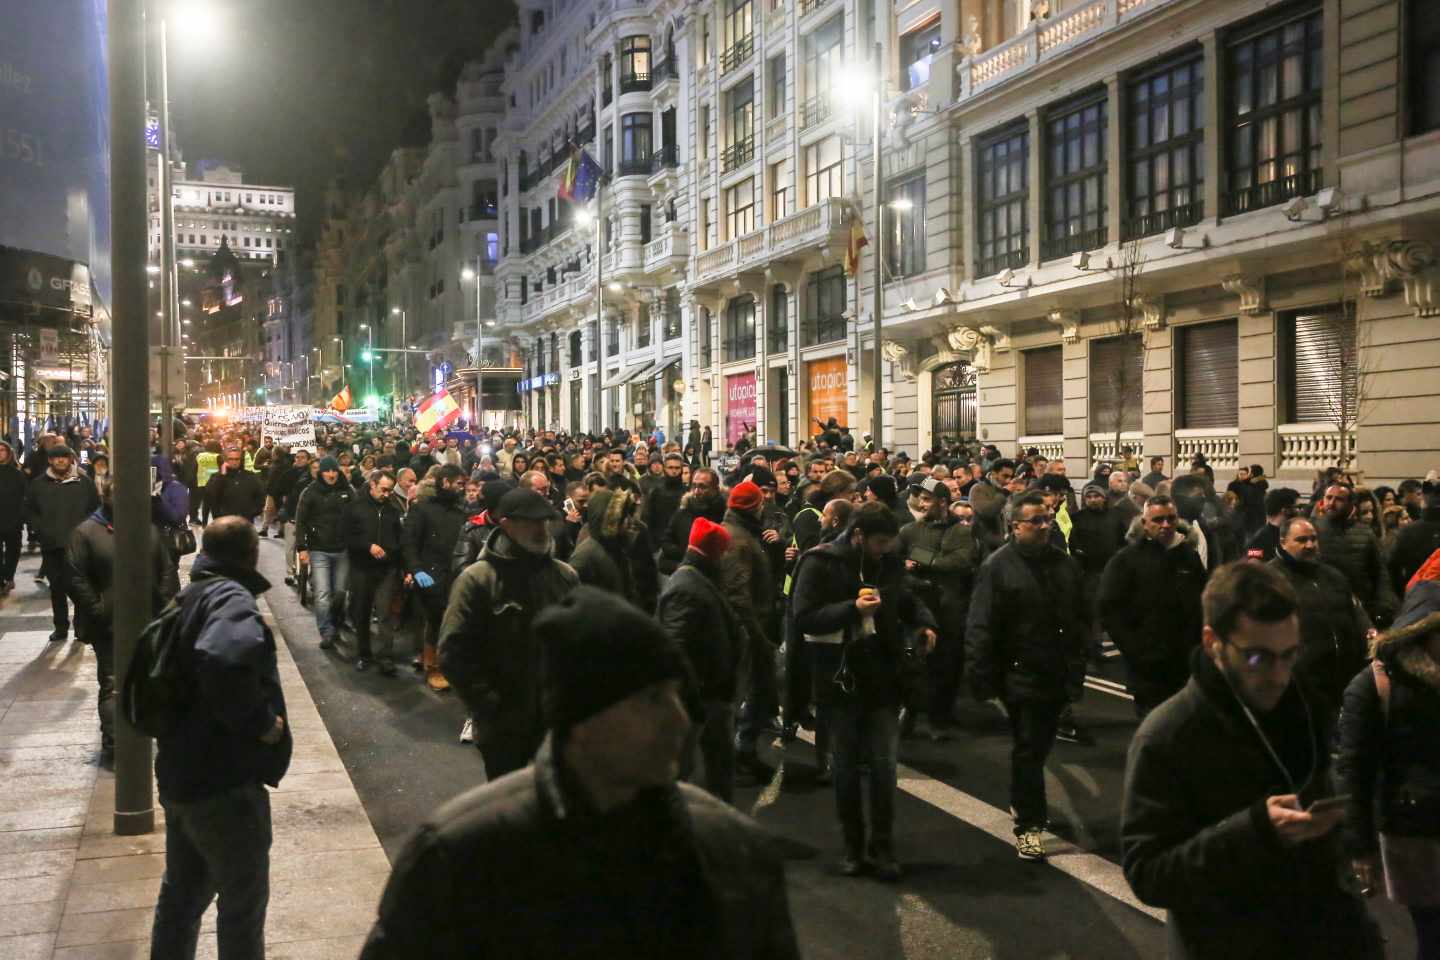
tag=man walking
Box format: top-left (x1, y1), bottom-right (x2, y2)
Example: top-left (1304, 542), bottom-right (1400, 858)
top-left (403, 464), bottom-right (469, 691)
top-left (362, 586), bottom-right (800, 960)
top-left (204, 447), bottom-right (265, 523)
top-left (721, 480), bottom-right (779, 780)
top-left (346, 471), bottom-right (405, 674)
top-left (1121, 561), bottom-right (1382, 959)
top-left (294, 457), bottom-right (354, 651)
top-left (150, 518), bottom-right (292, 960)
top-left (1098, 495), bottom-right (1208, 718)
top-left (24, 444), bottom-right (98, 643)
top-left (440, 487), bottom-right (578, 777)
top-left (1314, 482), bottom-right (1398, 627)
top-left (967, 491), bottom-right (1089, 860)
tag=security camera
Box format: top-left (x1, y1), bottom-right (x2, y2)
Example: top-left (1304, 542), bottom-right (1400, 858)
top-left (1315, 187), bottom-right (1342, 213)
top-left (1280, 195), bottom-right (1310, 221)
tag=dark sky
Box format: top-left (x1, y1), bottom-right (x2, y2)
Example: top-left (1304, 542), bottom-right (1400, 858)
top-left (168, 0), bottom-right (515, 249)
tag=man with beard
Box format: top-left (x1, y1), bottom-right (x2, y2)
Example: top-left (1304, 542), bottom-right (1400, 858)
top-left (658, 467), bottom-right (727, 574)
top-left (439, 488), bottom-right (579, 778)
top-left (1267, 517), bottom-right (1371, 710)
top-left (642, 453), bottom-right (687, 544)
top-left (1314, 483), bottom-right (1399, 628)
top-left (569, 488), bottom-right (648, 608)
top-left (404, 464), bottom-right (469, 692)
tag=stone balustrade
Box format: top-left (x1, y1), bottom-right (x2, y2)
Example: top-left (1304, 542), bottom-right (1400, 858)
top-left (1175, 427), bottom-right (1239, 472)
top-left (1017, 435), bottom-right (1065, 462)
top-left (1278, 424), bottom-right (1357, 474)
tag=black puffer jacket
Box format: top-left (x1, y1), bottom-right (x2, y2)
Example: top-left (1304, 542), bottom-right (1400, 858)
top-left (791, 530), bottom-right (935, 709)
top-left (721, 508), bottom-right (776, 651)
top-left (0, 443), bottom-right (28, 534)
top-left (438, 527), bottom-right (578, 754)
top-left (1122, 648), bottom-right (1381, 960)
top-left (642, 475), bottom-right (686, 548)
top-left (402, 487), bottom-right (468, 586)
top-left (25, 470), bottom-right (100, 551)
top-left (294, 476), bottom-right (354, 553)
top-left (658, 490), bottom-right (727, 574)
top-left (1067, 504), bottom-right (1127, 578)
top-left (1098, 522), bottom-right (1208, 704)
top-left (359, 736), bottom-right (800, 960)
top-left (966, 540), bottom-right (1089, 704)
top-left (203, 467), bottom-right (265, 521)
top-left (1268, 549), bottom-right (1371, 711)
top-left (67, 508), bottom-right (179, 641)
top-left (658, 552), bottom-right (744, 703)
top-left (450, 511), bottom-right (497, 577)
top-left (1335, 581), bottom-right (1440, 853)
top-left (1314, 514), bottom-right (1398, 627)
top-left (345, 489), bottom-right (404, 571)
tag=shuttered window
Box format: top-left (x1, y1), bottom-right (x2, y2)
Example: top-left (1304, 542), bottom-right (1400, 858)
top-left (1284, 306), bottom-right (1357, 423)
top-left (1024, 346), bottom-right (1063, 435)
top-left (1090, 335), bottom-right (1143, 434)
top-left (1179, 320), bottom-right (1238, 428)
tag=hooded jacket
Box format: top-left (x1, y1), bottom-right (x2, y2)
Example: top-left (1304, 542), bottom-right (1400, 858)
top-left (438, 527), bottom-right (578, 754)
top-left (658, 550), bottom-right (745, 703)
top-left (720, 507), bottom-right (776, 651)
top-left (1335, 572), bottom-right (1440, 854)
top-left (150, 455), bottom-right (190, 529)
top-left (358, 736), bottom-right (800, 960)
top-left (658, 490), bottom-right (727, 575)
top-left (569, 488), bottom-right (643, 606)
top-left (25, 468), bottom-right (101, 552)
top-left (0, 442), bottom-right (28, 534)
top-left (1268, 548), bottom-right (1371, 711)
top-left (402, 485), bottom-right (468, 585)
top-left (294, 475), bottom-right (354, 554)
top-left (1098, 517), bottom-right (1207, 700)
top-left (67, 507), bottom-right (179, 640)
top-left (155, 553), bottom-right (292, 804)
top-left (1121, 648), bottom-right (1381, 960)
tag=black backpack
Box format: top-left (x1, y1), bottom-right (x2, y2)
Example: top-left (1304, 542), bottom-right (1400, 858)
top-left (119, 584), bottom-right (209, 738)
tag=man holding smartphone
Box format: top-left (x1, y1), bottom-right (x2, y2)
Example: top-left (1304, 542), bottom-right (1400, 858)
top-left (1121, 561), bottom-right (1382, 959)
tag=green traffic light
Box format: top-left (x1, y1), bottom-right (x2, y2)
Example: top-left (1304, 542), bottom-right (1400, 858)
top-left (364, 394), bottom-right (381, 408)
top-left (361, 350), bottom-right (374, 363)
top-left (254, 388), bottom-right (265, 397)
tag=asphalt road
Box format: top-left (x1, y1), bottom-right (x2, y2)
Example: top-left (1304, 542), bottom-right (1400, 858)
top-left (257, 539), bottom-right (1416, 959)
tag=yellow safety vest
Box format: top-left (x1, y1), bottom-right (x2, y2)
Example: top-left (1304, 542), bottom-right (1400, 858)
top-left (196, 452), bottom-right (219, 488)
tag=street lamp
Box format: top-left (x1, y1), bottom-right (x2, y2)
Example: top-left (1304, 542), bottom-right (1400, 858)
top-left (390, 306), bottom-right (409, 401)
top-left (462, 257), bottom-right (486, 431)
top-left (358, 322), bottom-right (374, 400)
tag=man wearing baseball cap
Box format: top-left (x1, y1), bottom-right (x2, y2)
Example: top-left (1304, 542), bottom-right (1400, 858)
top-left (439, 487), bottom-right (579, 778)
top-left (362, 587), bottom-right (800, 960)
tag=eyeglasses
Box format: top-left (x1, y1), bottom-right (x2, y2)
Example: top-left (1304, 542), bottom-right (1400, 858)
top-left (1229, 643), bottom-right (1301, 672)
top-left (1016, 514), bottom-right (1054, 527)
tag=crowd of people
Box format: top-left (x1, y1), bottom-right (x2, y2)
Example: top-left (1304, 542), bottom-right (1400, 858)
top-left (8, 413), bottom-right (1440, 958)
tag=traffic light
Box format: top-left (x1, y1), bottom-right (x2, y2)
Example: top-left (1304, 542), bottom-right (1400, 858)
top-left (254, 387), bottom-right (266, 398)
top-left (361, 350), bottom-right (374, 363)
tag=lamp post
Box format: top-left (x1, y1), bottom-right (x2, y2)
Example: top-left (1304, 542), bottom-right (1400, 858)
top-left (358, 323), bottom-right (374, 399)
top-left (461, 259), bottom-right (485, 431)
top-left (390, 307), bottom-right (409, 403)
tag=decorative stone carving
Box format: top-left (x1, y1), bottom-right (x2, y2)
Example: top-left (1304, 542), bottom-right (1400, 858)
top-left (1046, 308), bottom-right (1080, 343)
top-left (972, 336), bottom-right (995, 374)
top-left (947, 325), bottom-right (981, 353)
top-left (978, 324), bottom-right (1011, 352)
top-left (882, 340), bottom-right (915, 381)
top-left (1221, 275), bottom-right (1267, 315)
top-left (1128, 296), bottom-right (1166, 331)
top-left (958, 17), bottom-right (983, 58)
top-left (1030, 0), bottom-right (1052, 20)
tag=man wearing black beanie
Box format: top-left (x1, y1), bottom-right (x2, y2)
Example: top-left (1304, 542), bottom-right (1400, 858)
top-left (362, 587), bottom-right (801, 960)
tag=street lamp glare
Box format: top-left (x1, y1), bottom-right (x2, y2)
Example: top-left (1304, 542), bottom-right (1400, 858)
top-left (835, 66), bottom-right (876, 112)
top-left (391, 307), bottom-right (401, 315)
top-left (573, 209), bottom-right (594, 228)
top-left (461, 267), bottom-right (477, 281)
top-left (179, 258), bottom-right (195, 268)
top-left (146, 264), bottom-right (161, 275)
top-left (607, 281), bottom-right (623, 292)
top-left (889, 198), bottom-right (914, 211)
top-left (170, 5), bottom-right (220, 43)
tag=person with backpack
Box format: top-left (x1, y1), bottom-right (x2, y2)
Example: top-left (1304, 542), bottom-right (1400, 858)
top-left (67, 476), bottom-right (178, 764)
top-left (147, 517), bottom-right (291, 960)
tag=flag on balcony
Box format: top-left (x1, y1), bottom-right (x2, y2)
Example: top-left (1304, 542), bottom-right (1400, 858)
top-left (415, 389), bottom-right (461, 435)
top-left (844, 216), bottom-right (868, 277)
top-left (330, 384), bottom-right (352, 413)
top-left (558, 145), bottom-right (603, 205)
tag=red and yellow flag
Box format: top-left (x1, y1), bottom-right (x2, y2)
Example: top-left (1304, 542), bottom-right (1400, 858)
top-left (415, 390), bottom-right (461, 434)
top-left (330, 384), bottom-right (353, 412)
top-left (844, 217), bottom-right (868, 277)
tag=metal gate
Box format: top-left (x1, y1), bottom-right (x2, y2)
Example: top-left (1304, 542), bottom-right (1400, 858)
top-left (932, 362), bottom-right (977, 448)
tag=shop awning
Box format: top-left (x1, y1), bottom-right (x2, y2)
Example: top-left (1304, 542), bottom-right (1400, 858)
top-left (651, 357), bottom-right (681, 383)
top-left (604, 362), bottom-right (651, 389)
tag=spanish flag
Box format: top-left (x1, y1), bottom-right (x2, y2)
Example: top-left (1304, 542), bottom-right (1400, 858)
top-left (844, 216), bottom-right (868, 277)
top-left (557, 145), bottom-right (603, 205)
top-left (415, 389), bottom-right (461, 435)
top-left (330, 384), bottom-right (352, 413)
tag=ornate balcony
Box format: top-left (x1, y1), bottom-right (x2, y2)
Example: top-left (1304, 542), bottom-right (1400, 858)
top-left (693, 197), bottom-right (851, 285)
top-left (1279, 424), bottom-right (1357, 474)
top-left (1017, 435), bottom-right (1065, 462)
top-left (721, 35), bottom-right (754, 75)
top-left (1175, 427), bottom-right (1239, 472)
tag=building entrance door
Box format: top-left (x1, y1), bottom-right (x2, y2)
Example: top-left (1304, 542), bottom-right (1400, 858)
top-left (932, 362), bottom-right (977, 448)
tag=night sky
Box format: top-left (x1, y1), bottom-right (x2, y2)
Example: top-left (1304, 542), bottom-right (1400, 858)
top-left (167, 0), bottom-right (516, 249)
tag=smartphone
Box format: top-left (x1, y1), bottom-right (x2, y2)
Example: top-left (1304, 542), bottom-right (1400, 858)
top-left (563, 498), bottom-right (576, 515)
top-left (150, 465), bottom-right (157, 488)
top-left (1306, 794), bottom-right (1351, 815)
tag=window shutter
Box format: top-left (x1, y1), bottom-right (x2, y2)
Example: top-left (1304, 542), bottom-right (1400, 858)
top-left (1090, 335), bottom-right (1143, 434)
top-left (1289, 308), bottom-right (1356, 424)
top-left (1180, 320), bottom-right (1238, 428)
top-left (1024, 346), bottom-right (1063, 435)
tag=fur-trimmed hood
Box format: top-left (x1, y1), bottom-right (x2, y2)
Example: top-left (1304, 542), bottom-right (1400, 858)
top-left (1124, 513), bottom-right (1203, 551)
top-left (585, 487), bottom-right (636, 541)
top-left (1371, 555), bottom-right (1440, 691)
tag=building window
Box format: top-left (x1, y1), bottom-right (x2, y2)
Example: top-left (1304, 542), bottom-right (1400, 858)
top-left (885, 175), bottom-right (925, 278)
top-left (640, 204), bottom-right (652, 244)
top-left (607, 320), bottom-right (620, 356)
top-left (801, 15), bottom-right (843, 129)
top-left (767, 283), bottom-right (788, 353)
top-left (1126, 51), bottom-right (1205, 239)
top-left (620, 36), bottom-right (652, 91)
top-left (724, 296), bottom-right (757, 361)
top-left (723, 76), bottom-right (755, 172)
top-left (899, 19), bottom-right (941, 92)
top-left (770, 159), bottom-right (793, 220)
top-left (803, 266), bottom-right (846, 345)
top-left (722, 0), bottom-right (754, 71)
top-left (1224, 7), bottom-right (1323, 215)
top-left (1178, 319), bottom-right (1239, 428)
top-left (699, 307), bottom-right (714, 367)
top-left (1090, 335), bottom-right (1143, 435)
top-left (804, 135), bottom-right (843, 206)
top-left (975, 122), bottom-right (1029, 277)
top-left (620, 113), bottom-right (652, 173)
top-left (1409, 1), bottom-right (1440, 134)
top-left (1023, 346), bottom-right (1063, 436)
top-left (601, 126), bottom-right (614, 172)
top-left (664, 289), bottom-right (682, 340)
top-left (726, 177), bottom-right (756, 239)
top-left (569, 330), bottom-right (583, 367)
top-left (637, 302), bottom-right (652, 348)
top-left (1044, 90), bottom-right (1107, 259)
top-left (1281, 305), bottom-right (1357, 423)
top-left (768, 54), bottom-right (787, 119)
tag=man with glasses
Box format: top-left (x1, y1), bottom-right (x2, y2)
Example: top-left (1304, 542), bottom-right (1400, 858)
top-left (1099, 495), bottom-right (1208, 720)
top-left (966, 491), bottom-right (1089, 860)
top-left (1121, 561), bottom-right (1382, 960)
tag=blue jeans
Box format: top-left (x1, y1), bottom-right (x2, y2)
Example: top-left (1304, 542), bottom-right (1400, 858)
top-left (822, 700), bottom-right (899, 857)
top-left (150, 782), bottom-right (271, 960)
top-left (308, 550), bottom-right (349, 640)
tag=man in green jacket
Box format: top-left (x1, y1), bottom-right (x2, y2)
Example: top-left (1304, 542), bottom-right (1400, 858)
top-left (898, 477), bottom-right (977, 740)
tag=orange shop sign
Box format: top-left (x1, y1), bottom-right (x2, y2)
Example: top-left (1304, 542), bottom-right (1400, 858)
top-left (807, 357), bottom-right (848, 434)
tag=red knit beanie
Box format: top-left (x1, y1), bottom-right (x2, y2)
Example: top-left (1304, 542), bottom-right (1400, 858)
top-left (728, 480), bottom-right (764, 512)
top-left (688, 516), bottom-right (731, 563)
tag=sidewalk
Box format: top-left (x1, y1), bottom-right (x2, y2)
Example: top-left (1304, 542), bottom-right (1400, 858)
top-left (0, 552), bottom-right (389, 959)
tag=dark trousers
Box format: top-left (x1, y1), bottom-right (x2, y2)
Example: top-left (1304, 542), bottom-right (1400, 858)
top-left (479, 740), bottom-right (535, 782)
top-left (822, 699), bottom-right (899, 856)
top-left (1414, 906), bottom-right (1440, 960)
top-left (736, 640), bottom-right (778, 756)
top-left (681, 700), bottom-right (736, 804)
top-left (1006, 698), bottom-right (1064, 833)
top-left (0, 529), bottom-right (20, 582)
top-left (927, 605), bottom-right (967, 725)
top-left (347, 564), bottom-right (399, 662)
top-left (151, 782), bottom-right (271, 960)
top-left (92, 629), bottom-right (115, 751)
top-left (41, 548), bottom-right (74, 631)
